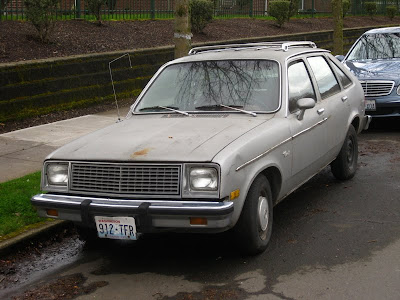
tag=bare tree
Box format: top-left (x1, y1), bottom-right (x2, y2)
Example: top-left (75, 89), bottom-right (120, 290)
top-left (332, 0), bottom-right (343, 55)
top-left (174, 0), bottom-right (191, 58)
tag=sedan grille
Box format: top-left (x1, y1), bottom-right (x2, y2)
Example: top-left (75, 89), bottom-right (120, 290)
top-left (70, 163), bottom-right (181, 195)
top-left (360, 80), bottom-right (394, 97)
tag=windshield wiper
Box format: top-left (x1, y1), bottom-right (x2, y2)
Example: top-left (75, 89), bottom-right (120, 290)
top-left (139, 105), bottom-right (191, 116)
top-left (195, 104), bottom-right (257, 117)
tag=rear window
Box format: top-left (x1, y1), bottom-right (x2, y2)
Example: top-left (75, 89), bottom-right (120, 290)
top-left (307, 56), bottom-right (341, 99)
top-left (330, 59), bottom-right (352, 88)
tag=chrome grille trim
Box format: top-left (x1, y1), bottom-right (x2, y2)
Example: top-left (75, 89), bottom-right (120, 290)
top-left (360, 80), bottom-right (394, 97)
top-left (70, 163), bottom-right (181, 195)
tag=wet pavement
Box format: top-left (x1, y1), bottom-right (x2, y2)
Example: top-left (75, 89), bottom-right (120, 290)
top-left (0, 118), bottom-right (399, 300)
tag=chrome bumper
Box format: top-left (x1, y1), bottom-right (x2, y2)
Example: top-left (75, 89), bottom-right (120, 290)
top-left (31, 194), bottom-right (234, 231)
top-left (363, 115), bottom-right (372, 130)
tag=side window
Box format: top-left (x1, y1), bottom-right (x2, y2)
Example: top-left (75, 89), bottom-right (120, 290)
top-left (307, 56), bottom-right (341, 99)
top-left (288, 60), bottom-right (316, 113)
top-left (330, 59), bottom-right (352, 88)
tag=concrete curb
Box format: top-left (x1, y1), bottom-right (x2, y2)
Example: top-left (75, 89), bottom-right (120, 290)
top-left (0, 220), bottom-right (72, 257)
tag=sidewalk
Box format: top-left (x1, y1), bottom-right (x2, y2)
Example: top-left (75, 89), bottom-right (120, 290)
top-left (0, 106), bottom-right (131, 183)
top-left (0, 106), bottom-right (131, 255)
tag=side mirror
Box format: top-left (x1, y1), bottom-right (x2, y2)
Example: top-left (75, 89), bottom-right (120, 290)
top-left (297, 98), bottom-right (315, 120)
top-left (335, 55), bottom-right (345, 62)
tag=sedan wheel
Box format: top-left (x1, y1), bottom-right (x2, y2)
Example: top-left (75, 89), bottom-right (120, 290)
top-left (234, 174), bottom-right (273, 255)
top-left (331, 124), bottom-right (358, 180)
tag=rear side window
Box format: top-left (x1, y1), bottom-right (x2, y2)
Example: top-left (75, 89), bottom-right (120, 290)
top-left (330, 59), bottom-right (352, 88)
top-left (307, 56), bottom-right (341, 99)
top-left (288, 60), bottom-right (316, 113)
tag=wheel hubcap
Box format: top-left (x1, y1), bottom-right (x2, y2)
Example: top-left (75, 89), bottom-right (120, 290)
top-left (347, 138), bottom-right (354, 165)
top-left (258, 196), bottom-right (269, 232)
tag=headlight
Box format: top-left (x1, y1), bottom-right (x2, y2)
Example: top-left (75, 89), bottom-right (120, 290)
top-left (397, 85), bottom-right (400, 95)
top-left (47, 163), bottom-right (68, 185)
top-left (189, 167), bottom-right (218, 191)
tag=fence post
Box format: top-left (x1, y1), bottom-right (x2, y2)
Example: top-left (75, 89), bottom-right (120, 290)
top-left (76, 0), bottom-right (81, 18)
top-left (312, 0), bottom-right (314, 17)
top-left (151, 0), bottom-right (155, 19)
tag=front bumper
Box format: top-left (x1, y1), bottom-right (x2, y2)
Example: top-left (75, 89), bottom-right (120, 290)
top-left (31, 194), bottom-right (234, 232)
top-left (362, 114), bottom-right (372, 130)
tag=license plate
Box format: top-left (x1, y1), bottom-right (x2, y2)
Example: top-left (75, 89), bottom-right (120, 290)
top-left (365, 99), bottom-right (376, 111)
top-left (94, 216), bottom-right (137, 240)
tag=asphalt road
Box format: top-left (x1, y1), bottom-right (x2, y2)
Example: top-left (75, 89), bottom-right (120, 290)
top-left (1, 119), bottom-right (399, 300)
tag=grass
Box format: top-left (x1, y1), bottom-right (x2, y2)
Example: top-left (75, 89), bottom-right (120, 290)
top-left (0, 172), bottom-right (44, 237)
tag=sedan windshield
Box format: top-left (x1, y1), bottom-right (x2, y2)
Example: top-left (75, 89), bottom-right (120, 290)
top-left (347, 33), bottom-right (400, 60)
top-left (135, 60), bottom-right (280, 113)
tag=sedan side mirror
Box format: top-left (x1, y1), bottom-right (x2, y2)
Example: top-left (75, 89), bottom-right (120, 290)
top-left (335, 55), bottom-right (345, 62)
top-left (297, 98), bottom-right (315, 120)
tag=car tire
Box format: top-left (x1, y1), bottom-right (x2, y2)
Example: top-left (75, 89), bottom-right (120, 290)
top-left (331, 124), bottom-right (358, 180)
top-left (75, 225), bottom-right (99, 244)
top-left (234, 174), bottom-right (273, 255)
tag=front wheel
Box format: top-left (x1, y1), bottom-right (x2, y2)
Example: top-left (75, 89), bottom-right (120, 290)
top-left (331, 125), bottom-right (358, 180)
top-left (234, 174), bottom-right (273, 255)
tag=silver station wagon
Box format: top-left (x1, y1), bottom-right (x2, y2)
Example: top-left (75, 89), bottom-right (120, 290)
top-left (32, 42), bottom-right (370, 255)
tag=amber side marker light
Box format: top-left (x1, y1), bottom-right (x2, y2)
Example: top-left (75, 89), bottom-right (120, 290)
top-left (46, 209), bottom-right (59, 217)
top-left (190, 217), bottom-right (208, 225)
top-left (230, 189), bottom-right (240, 200)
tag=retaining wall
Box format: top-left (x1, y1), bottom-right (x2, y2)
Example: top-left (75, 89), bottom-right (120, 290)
top-left (0, 26), bottom-right (380, 122)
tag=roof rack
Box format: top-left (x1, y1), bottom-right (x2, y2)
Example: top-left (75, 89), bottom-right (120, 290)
top-left (188, 41), bottom-right (317, 55)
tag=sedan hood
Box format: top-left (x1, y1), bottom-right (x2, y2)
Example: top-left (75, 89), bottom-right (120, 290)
top-left (47, 114), bottom-right (272, 162)
top-left (345, 59), bottom-right (400, 84)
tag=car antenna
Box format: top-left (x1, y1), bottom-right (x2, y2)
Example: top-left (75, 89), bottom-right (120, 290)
top-left (109, 53), bottom-right (133, 122)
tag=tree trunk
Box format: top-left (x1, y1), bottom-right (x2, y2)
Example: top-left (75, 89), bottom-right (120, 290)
top-left (174, 0), bottom-right (191, 59)
top-left (332, 0), bottom-right (343, 55)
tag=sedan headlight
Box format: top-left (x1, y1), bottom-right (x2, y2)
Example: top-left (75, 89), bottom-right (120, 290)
top-left (189, 167), bottom-right (218, 191)
top-left (47, 163), bottom-right (68, 185)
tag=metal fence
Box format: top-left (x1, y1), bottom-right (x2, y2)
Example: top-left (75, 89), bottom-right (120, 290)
top-left (0, 0), bottom-right (267, 20)
top-left (1, 0), bottom-right (399, 20)
top-left (301, 0), bottom-right (400, 15)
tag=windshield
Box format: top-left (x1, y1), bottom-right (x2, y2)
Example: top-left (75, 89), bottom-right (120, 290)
top-left (134, 60), bottom-right (280, 113)
top-left (347, 33), bottom-right (400, 60)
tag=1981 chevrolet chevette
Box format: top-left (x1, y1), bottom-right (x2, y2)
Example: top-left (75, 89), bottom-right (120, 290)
top-left (31, 42), bottom-right (371, 255)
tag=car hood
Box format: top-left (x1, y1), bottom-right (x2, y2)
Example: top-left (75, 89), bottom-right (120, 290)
top-left (344, 59), bottom-right (400, 84)
top-left (47, 114), bottom-right (272, 162)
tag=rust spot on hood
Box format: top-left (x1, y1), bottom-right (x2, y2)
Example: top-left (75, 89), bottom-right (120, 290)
top-left (131, 148), bottom-right (152, 158)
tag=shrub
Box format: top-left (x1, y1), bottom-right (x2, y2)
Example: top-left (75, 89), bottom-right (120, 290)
top-left (268, 1), bottom-right (290, 27)
top-left (1, 0), bottom-right (8, 11)
top-left (190, 0), bottom-right (213, 33)
top-left (23, 0), bottom-right (58, 42)
top-left (87, 0), bottom-right (107, 25)
top-left (364, 2), bottom-right (377, 18)
top-left (288, 0), bottom-right (299, 20)
top-left (386, 5), bottom-right (397, 20)
top-left (342, 0), bottom-right (351, 18)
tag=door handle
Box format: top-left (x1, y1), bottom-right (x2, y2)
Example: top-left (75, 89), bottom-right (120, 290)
top-left (317, 108), bottom-right (325, 115)
top-left (342, 96), bottom-right (348, 102)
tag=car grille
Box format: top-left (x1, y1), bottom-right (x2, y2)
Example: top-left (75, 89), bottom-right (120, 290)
top-left (70, 163), bottom-right (181, 195)
top-left (360, 80), bottom-right (394, 97)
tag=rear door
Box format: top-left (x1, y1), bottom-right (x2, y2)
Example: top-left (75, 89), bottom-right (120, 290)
top-left (306, 55), bottom-right (349, 155)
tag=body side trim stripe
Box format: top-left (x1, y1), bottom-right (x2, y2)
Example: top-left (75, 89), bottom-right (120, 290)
top-left (235, 117), bottom-right (329, 171)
